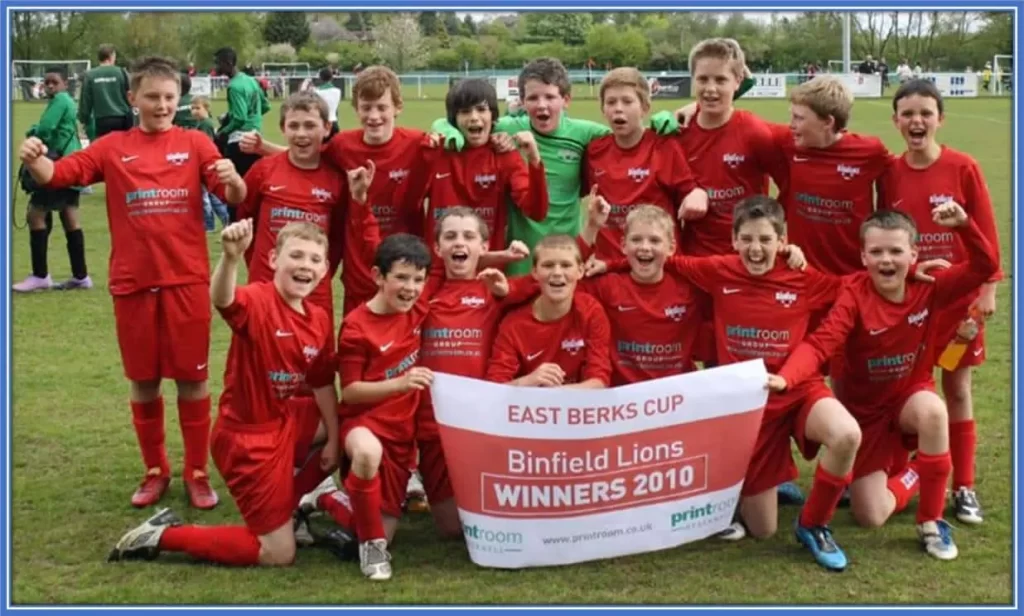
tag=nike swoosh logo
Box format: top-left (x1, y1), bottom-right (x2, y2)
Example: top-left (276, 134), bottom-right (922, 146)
top-left (594, 170), bottom-right (606, 176)
top-left (973, 348), bottom-right (984, 356)
top-left (869, 328), bottom-right (888, 336)
top-left (793, 156), bottom-right (809, 162)
top-left (891, 199), bottom-right (904, 208)
top-left (618, 306), bottom-right (636, 312)
top-left (526, 351), bottom-right (543, 361)
top-left (121, 155), bottom-right (138, 163)
top-left (435, 173), bottom-right (450, 179)
top-left (723, 288), bottom-right (741, 295)
top-left (196, 363), bottom-right (207, 370)
top-left (689, 156), bottom-right (698, 162)
top-left (380, 341), bottom-right (394, 352)
top-left (275, 330), bottom-right (293, 337)
top-left (269, 185), bottom-right (286, 192)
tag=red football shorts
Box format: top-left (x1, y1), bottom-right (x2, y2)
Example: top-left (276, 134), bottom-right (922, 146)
top-left (742, 379), bottom-right (833, 497)
top-left (112, 284), bottom-right (211, 382)
top-left (289, 396), bottom-right (324, 466)
top-left (211, 415), bottom-right (296, 536)
top-left (339, 418), bottom-right (414, 518)
top-left (417, 438), bottom-right (454, 503)
top-left (849, 381), bottom-right (936, 479)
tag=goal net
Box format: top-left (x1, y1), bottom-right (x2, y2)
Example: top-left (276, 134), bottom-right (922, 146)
top-left (261, 62), bottom-right (311, 76)
top-left (12, 59), bottom-right (91, 101)
top-left (992, 54), bottom-right (1013, 94)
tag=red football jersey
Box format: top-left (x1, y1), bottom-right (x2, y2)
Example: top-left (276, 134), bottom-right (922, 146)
top-left (416, 276), bottom-right (538, 439)
top-left (423, 146), bottom-right (549, 253)
top-left (778, 220), bottom-right (998, 417)
top-left (238, 152), bottom-right (349, 315)
top-left (486, 292), bottom-right (612, 386)
top-left (324, 128), bottom-right (432, 313)
top-left (580, 272), bottom-right (703, 385)
top-left (217, 281), bottom-right (336, 426)
top-left (677, 110), bottom-right (779, 256)
top-left (772, 126), bottom-right (892, 276)
top-left (663, 255), bottom-right (840, 373)
top-left (584, 131), bottom-right (698, 261)
top-left (880, 146), bottom-right (1002, 282)
top-left (48, 126), bottom-right (229, 295)
top-left (337, 277), bottom-right (441, 444)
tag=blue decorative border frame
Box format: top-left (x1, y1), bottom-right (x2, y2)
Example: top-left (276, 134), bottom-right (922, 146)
top-left (0, 1), bottom-right (1018, 614)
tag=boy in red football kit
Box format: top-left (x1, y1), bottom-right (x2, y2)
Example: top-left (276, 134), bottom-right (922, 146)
top-left (335, 233), bottom-right (438, 581)
top-left (590, 196), bottom-right (861, 571)
top-left (772, 202), bottom-right (999, 561)
top-left (422, 78), bottom-right (550, 258)
top-left (880, 79), bottom-right (1002, 525)
top-left (108, 220), bottom-right (340, 567)
top-left (584, 67), bottom-right (707, 262)
top-left (486, 235), bottom-right (612, 389)
top-left (18, 57), bottom-right (247, 510)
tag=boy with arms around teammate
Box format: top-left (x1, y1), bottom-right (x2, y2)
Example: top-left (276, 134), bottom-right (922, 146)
top-left (108, 219), bottom-right (340, 568)
top-left (880, 79), bottom-right (1002, 524)
top-left (18, 56), bottom-right (246, 510)
top-left (772, 202), bottom-right (999, 560)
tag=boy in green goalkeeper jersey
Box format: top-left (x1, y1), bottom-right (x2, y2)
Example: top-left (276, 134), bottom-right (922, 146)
top-left (78, 44), bottom-right (133, 139)
top-left (432, 57), bottom-right (754, 276)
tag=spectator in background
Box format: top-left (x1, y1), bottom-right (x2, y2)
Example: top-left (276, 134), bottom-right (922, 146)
top-left (189, 96), bottom-right (231, 232)
top-left (857, 55), bottom-right (877, 75)
top-left (878, 57), bottom-right (890, 90)
top-left (914, 62), bottom-right (923, 77)
top-left (173, 73), bottom-right (199, 130)
top-left (896, 58), bottom-right (913, 83)
top-left (78, 44), bottom-right (132, 140)
top-left (187, 62), bottom-right (197, 77)
top-left (314, 67), bottom-right (341, 137)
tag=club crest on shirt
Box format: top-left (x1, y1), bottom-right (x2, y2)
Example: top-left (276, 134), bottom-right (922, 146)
top-left (929, 194), bottom-right (955, 207)
top-left (558, 149), bottom-right (581, 163)
top-left (475, 173), bottom-right (497, 188)
top-left (836, 164), bottom-right (861, 180)
top-left (389, 168), bottom-right (409, 183)
top-left (908, 308), bottom-right (929, 327)
top-left (628, 167), bottom-right (650, 182)
top-left (561, 338), bottom-right (585, 354)
top-left (303, 345), bottom-right (320, 361)
top-left (775, 291), bottom-right (797, 307)
top-left (165, 152), bottom-right (189, 166)
top-left (311, 187), bottom-right (333, 202)
top-left (460, 295), bottom-right (486, 308)
top-left (664, 305), bottom-right (687, 321)
top-left (722, 153), bottom-right (745, 169)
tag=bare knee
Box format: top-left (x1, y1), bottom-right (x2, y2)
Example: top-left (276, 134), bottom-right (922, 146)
top-left (942, 369), bottom-right (973, 410)
top-left (175, 380), bottom-right (208, 400)
top-left (828, 422), bottom-right (862, 457)
top-left (346, 429), bottom-right (383, 477)
top-left (259, 542), bottom-right (296, 566)
top-left (130, 380), bottom-right (162, 402)
top-left (851, 502), bottom-right (889, 529)
top-left (916, 403), bottom-right (949, 437)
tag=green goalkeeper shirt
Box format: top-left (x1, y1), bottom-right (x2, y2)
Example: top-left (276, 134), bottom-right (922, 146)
top-left (77, 64), bottom-right (131, 125)
top-left (219, 72), bottom-right (271, 137)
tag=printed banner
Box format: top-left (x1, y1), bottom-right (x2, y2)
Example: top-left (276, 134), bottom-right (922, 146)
top-left (191, 76), bottom-right (212, 97)
top-left (648, 75), bottom-right (691, 99)
top-left (430, 360), bottom-right (768, 569)
top-left (832, 73), bottom-right (883, 98)
top-left (746, 74), bottom-right (787, 98)
top-left (921, 72), bottom-right (980, 98)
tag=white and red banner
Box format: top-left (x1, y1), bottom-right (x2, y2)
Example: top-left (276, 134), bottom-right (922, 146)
top-left (430, 360), bottom-right (769, 569)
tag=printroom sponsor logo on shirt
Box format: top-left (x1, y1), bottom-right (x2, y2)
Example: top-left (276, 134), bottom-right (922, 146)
top-left (269, 206), bottom-right (329, 228)
top-left (124, 187), bottom-right (191, 216)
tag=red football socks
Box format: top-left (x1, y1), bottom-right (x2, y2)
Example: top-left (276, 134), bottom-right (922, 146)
top-left (292, 446), bottom-right (330, 510)
top-left (130, 397), bottom-right (169, 475)
top-left (914, 452), bottom-right (953, 523)
top-left (160, 525), bottom-right (261, 566)
top-left (799, 464), bottom-right (849, 528)
top-left (346, 473), bottom-right (386, 542)
top-left (949, 419), bottom-right (977, 489)
top-left (177, 397), bottom-right (211, 478)
top-left (886, 464), bottom-right (921, 515)
top-left (317, 489), bottom-right (355, 530)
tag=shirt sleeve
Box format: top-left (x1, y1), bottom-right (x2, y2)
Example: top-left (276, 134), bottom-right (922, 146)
top-left (749, 117), bottom-right (788, 190)
top-left (306, 312), bottom-right (338, 389)
top-left (931, 218), bottom-right (1000, 306)
top-left (216, 283), bottom-right (259, 334)
top-left (805, 267), bottom-right (844, 310)
top-left (777, 284), bottom-right (859, 386)
top-left (581, 298), bottom-right (613, 385)
top-left (236, 157), bottom-right (265, 222)
top-left (962, 160), bottom-right (1003, 283)
top-left (485, 319), bottom-right (523, 382)
top-left (49, 137), bottom-right (106, 188)
top-left (77, 74), bottom-right (93, 125)
top-left (195, 132), bottom-right (230, 202)
top-left (35, 96), bottom-right (71, 147)
top-left (504, 153), bottom-right (549, 222)
top-left (664, 255), bottom-right (730, 292)
top-left (501, 275), bottom-right (541, 306)
top-left (220, 82), bottom-right (248, 135)
top-left (430, 117), bottom-right (465, 151)
top-left (337, 321), bottom-right (368, 388)
top-left (659, 136), bottom-right (699, 202)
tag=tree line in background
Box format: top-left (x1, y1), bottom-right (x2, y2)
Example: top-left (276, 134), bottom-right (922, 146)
top-left (12, 11), bottom-right (1014, 74)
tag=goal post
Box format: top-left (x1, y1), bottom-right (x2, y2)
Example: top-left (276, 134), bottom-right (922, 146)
top-left (12, 59), bottom-right (91, 100)
top-left (260, 62), bottom-right (311, 76)
top-left (992, 54), bottom-right (1013, 95)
